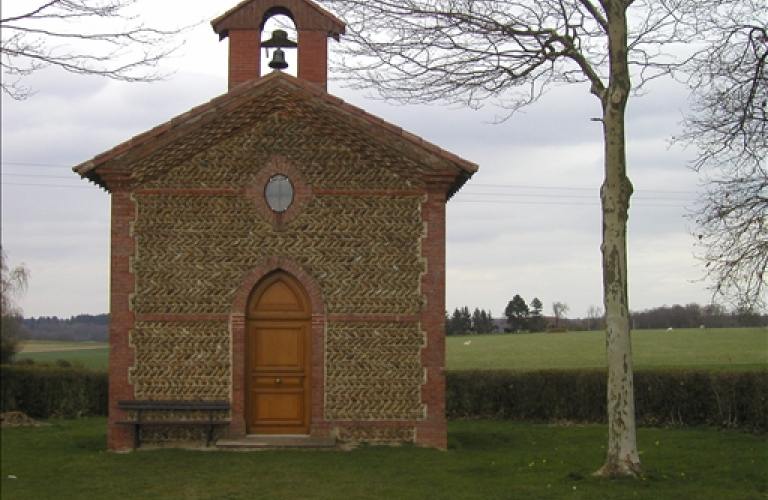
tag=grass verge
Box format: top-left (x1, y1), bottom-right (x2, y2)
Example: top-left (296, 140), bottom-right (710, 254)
top-left (1, 418), bottom-right (765, 500)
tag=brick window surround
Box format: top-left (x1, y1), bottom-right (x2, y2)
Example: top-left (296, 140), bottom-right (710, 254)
top-left (246, 155), bottom-right (312, 231)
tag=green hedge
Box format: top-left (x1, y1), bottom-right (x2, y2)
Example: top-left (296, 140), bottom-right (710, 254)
top-left (1, 365), bottom-right (108, 419)
top-left (447, 369), bottom-right (768, 432)
top-left (3, 365), bottom-right (765, 432)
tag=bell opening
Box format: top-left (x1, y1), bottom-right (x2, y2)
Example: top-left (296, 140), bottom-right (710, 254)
top-left (260, 16), bottom-right (298, 76)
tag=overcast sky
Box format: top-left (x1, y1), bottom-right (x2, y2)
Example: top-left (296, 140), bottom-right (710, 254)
top-left (1, 0), bottom-right (715, 320)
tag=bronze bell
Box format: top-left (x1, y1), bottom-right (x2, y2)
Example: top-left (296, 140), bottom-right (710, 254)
top-left (268, 48), bottom-right (289, 70)
top-left (263, 29), bottom-right (295, 71)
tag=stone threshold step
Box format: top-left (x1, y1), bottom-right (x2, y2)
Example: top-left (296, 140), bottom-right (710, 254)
top-left (216, 435), bottom-right (337, 450)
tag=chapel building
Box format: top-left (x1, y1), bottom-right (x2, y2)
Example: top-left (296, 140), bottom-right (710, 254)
top-left (75, 0), bottom-right (476, 451)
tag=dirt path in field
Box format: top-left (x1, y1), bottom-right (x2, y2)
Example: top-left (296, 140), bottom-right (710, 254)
top-left (19, 343), bottom-right (109, 353)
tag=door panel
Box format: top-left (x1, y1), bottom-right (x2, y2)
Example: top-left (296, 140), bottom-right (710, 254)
top-left (253, 392), bottom-right (305, 425)
top-left (252, 324), bottom-right (305, 372)
top-left (246, 272), bottom-right (311, 435)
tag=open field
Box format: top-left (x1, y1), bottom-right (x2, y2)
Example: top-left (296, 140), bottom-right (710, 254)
top-left (447, 327), bottom-right (768, 371)
top-left (1, 418), bottom-right (765, 500)
top-left (16, 341), bottom-right (109, 370)
top-left (15, 327), bottom-right (766, 371)
top-left (19, 341), bottom-right (109, 353)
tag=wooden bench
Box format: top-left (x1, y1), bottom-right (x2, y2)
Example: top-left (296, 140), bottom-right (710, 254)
top-left (116, 400), bottom-right (230, 449)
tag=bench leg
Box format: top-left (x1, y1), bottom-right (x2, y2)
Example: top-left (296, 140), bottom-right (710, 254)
top-left (134, 424), bottom-right (141, 450)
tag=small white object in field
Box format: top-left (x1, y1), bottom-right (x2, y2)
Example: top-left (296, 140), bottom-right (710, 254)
top-left (463, 340), bottom-right (471, 346)
top-left (7, 475), bottom-right (17, 479)
top-left (667, 327), bottom-right (673, 331)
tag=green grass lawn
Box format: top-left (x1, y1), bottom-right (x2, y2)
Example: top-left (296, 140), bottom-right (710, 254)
top-left (447, 327), bottom-right (768, 371)
top-left (1, 418), bottom-right (765, 500)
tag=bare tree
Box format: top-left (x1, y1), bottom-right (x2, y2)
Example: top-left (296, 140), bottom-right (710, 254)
top-left (552, 301), bottom-right (570, 327)
top-left (320, 0), bottom-right (742, 477)
top-left (677, 5), bottom-right (767, 310)
top-left (1, 248), bottom-right (30, 364)
top-left (1, 0), bottom-right (189, 99)
top-left (587, 305), bottom-right (603, 331)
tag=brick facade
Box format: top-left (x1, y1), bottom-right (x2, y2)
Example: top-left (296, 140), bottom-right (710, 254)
top-left (75, 0), bottom-right (475, 452)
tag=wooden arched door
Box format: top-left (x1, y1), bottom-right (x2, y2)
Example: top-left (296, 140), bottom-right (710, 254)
top-left (246, 272), bottom-right (312, 434)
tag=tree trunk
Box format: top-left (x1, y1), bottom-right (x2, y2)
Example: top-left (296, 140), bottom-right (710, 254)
top-left (594, 0), bottom-right (643, 478)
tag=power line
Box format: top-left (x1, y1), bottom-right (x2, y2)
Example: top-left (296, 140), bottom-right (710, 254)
top-left (2, 182), bottom-right (93, 190)
top-left (3, 173), bottom-right (75, 179)
top-left (468, 183), bottom-right (696, 195)
top-left (453, 199), bottom-right (688, 208)
top-left (2, 172), bottom-right (697, 197)
top-left (2, 161), bottom-right (75, 169)
top-left (2, 163), bottom-right (699, 206)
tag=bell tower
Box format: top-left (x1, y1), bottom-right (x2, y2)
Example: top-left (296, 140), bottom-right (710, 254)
top-left (211, 0), bottom-right (346, 91)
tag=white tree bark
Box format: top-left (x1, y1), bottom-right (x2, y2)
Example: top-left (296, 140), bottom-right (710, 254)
top-left (593, 0), bottom-right (643, 477)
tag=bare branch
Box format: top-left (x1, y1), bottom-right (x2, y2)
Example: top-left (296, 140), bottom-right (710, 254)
top-left (578, 0), bottom-right (608, 32)
top-left (325, 0), bottom-right (611, 111)
top-left (689, 166), bottom-right (768, 309)
top-left (0, 0), bottom-right (193, 99)
top-left (674, 2), bottom-right (767, 308)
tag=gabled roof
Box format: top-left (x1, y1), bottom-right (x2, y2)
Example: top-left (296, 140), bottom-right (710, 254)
top-left (74, 71), bottom-right (477, 197)
top-left (211, 0), bottom-right (345, 40)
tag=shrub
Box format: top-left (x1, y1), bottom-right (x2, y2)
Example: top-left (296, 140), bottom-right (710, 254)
top-left (1, 365), bottom-right (108, 418)
top-left (447, 369), bottom-right (767, 432)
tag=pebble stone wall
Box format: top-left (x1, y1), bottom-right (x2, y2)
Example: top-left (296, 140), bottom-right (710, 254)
top-left (121, 83), bottom-right (445, 446)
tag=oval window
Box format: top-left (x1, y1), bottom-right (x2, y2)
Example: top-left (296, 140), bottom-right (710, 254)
top-left (264, 174), bottom-right (294, 213)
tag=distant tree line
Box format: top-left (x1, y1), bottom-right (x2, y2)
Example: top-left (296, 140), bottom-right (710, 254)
top-left (628, 304), bottom-right (766, 330)
top-left (445, 307), bottom-right (497, 335)
top-left (23, 314), bottom-right (109, 342)
top-left (447, 300), bottom-right (766, 335)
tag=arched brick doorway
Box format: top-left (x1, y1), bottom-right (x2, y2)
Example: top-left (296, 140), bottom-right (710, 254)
top-left (246, 271), bottom-right (312, 434)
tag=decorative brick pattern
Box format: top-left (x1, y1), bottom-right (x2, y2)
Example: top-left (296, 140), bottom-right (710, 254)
top-left (131, 194), bottom-right (425, 315)
top-left (336, 426), bottom-right (416, 444)
top-left (129, 321), bottom-right (231, 401)
top-left (325, 322), bottom-right (426, 421)
top-left (129, 90), bottom-right (429, 192)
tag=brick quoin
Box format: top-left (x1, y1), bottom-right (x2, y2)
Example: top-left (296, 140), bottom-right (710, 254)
top-left (417, 175), bottom-right (452, 450)
top-left (106, 186), bottom-right (136, 451)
